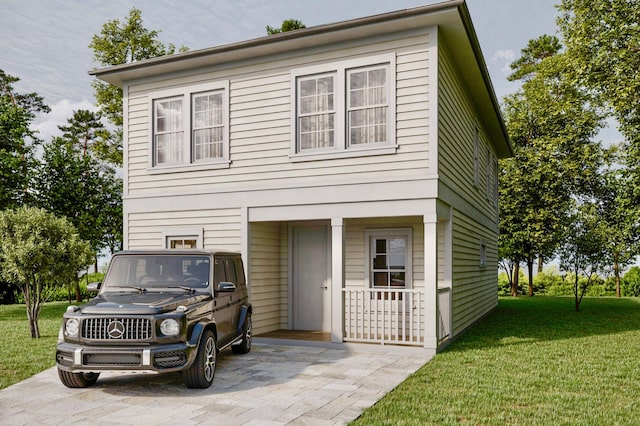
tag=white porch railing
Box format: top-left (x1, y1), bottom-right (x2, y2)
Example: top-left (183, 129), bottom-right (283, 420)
top-left (343, 288), bottom-right (425, 346)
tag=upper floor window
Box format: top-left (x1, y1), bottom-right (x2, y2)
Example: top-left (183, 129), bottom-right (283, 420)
top-left (154, 97), bottom-right (183, 165)
top-left (193, 91), bottom-right (225, 161)
top-left (347, 66), bottom-right (388, 146)
top-left (150, 82), bottom-right (229, 171)
top-left (297, 74), bottom-right (335, 151)
top-left (291, 54), bottom-right (396, 160)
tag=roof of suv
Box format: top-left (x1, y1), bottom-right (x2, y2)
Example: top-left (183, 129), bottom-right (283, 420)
top-left (113, 250), bottom-right (241, 257)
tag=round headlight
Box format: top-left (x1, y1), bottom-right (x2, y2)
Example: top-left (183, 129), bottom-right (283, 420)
top-left (65, 318), bottom-right (79, 338)
top-left (160, 319), bottom-right (180, 336)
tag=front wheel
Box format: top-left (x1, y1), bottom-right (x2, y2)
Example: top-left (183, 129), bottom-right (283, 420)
top-left (58, 369), bottom-right (100, 388)
top-left (183, 329), bottom-right (216, 388)
top-left (232, 314), bottom-right (252, 354)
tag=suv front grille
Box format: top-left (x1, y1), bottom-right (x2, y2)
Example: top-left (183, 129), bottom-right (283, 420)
top-left (82, 317), bottom-right (152, 340)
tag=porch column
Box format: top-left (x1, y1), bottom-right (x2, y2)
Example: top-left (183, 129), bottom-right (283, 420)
top-left (423, 214), bottom-right (438, 350)
top-left (330, 217), bottom-right (344, 343)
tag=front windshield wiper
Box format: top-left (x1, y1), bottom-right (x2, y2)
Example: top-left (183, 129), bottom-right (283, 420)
top-left (108, 285), bottom-right (147, 293)
top-left (166, 286), bottom-right (196, 293)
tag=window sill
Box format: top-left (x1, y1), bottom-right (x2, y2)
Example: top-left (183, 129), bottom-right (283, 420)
top-left (147, 160), bottom-right (231, 174)
top-left (289, 144), bottom-right (398, 163)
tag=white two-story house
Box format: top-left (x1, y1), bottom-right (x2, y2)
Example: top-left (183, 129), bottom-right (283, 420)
top-left (91, 0), bottom-right (512, 353)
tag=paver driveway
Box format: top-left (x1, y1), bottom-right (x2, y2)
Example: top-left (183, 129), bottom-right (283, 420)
top-left (0, 340), bottom-right (431, 425)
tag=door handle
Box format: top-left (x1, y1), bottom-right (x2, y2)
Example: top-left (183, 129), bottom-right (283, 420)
top-left (320, 286), bottom-right (327, 290)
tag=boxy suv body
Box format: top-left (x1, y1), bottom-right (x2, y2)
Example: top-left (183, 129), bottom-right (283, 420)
top-left (56, 250), bottom-right (252, 389)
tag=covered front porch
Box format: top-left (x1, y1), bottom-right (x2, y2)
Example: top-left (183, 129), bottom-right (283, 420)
top-left (246, 203), bottom-right (453, 351)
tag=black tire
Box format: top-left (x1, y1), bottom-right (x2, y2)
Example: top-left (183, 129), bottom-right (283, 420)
top-left (182, 329), bottom-right (216, 389)
top-left (232, 314), bottom-right (252, 354)
top-left (57, 368), bottom-right (100, 388)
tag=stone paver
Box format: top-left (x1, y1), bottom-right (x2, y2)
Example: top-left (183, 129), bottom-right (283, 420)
top-left (0, 340), bottom-right (432, 425)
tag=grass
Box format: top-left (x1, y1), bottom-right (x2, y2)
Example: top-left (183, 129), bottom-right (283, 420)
top-left (2, 297), bottom-right (640, 425)
top-left (0, 302), bottom-right (70, 390)
top-left (353, 296), bottom-right (640, 426)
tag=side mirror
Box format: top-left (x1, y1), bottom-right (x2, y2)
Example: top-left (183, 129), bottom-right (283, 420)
top-left (87, 282), bottom-right (102, 292)
top-left (216, 282), bottom-right (236, 293)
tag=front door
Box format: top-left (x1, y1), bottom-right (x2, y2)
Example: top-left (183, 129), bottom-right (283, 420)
top-left (292, 225), bottom-right (330, 331)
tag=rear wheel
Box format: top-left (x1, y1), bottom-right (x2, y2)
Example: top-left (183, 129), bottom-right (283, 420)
top-left (232, 314), bottom-right (252, 354)
top-left (182, 329), bottom-right (216, 388)
top-left (57, 369), bottom-right (100, 388)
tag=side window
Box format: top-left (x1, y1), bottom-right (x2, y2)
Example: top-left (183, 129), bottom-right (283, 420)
top-left (234, 258), bottom-right (246, 286)
top-left (224, 258), bottom-right (237, 284)
top-left (213, 257), bottom-right (226, 286)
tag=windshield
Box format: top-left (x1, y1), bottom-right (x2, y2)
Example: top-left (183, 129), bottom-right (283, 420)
top-left (102, 255), bottom-right (210, 292)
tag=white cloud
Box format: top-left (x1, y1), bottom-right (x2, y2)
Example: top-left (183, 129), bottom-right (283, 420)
top-left (33, 99), bottom-right (97, 144)
top-left (490, 49), bottom-right (516, 77)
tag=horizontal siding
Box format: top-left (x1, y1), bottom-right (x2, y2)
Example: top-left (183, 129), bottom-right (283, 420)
top-left (126, 208), bottom-right (241, 251)
top-left (438, 42), bottom-right (497, 221)
top-left (125, 32), bottom-right (433, 197)
top-left (450, 209), bottom-right (498, 336)
top-left (249, 222), bottom-right (284, 335)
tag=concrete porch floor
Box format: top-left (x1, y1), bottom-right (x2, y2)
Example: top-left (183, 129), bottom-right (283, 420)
top-left (0, 340), bottom-right (433, 425)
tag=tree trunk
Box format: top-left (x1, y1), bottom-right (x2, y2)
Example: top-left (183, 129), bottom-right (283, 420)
top-left (75, 280), bottom-right (81, 303)
top-left (614, 260), bottom-right (621, 298)
top-left (527, 258), bottom-right (534, 297)
top-left (538, 255), bottom-right (544, 274)
top-left (511, 263), bottom-right (520, 296)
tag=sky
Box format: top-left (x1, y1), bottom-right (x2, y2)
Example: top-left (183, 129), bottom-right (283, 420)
top-left (1, 0), bottom-right (565, 142)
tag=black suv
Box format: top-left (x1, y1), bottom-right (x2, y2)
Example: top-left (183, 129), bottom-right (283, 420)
top-left (56, 250), bottom-right (252, 389)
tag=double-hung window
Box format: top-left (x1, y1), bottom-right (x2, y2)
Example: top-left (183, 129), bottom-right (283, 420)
top-left (365, 228), bottom-right (412, 291)
top-left (291, 54), bottom-right (396, 160)
top-left (154, 97), bottom-right (183, 165)
top-left (150, 81), bottom-right (229, 171)
top-left (347, 66), bottom-right (388, 146)
top-left (297, 74), bottom-right (336, 151)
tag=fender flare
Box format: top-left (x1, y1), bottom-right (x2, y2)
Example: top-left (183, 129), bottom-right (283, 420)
top-left (236, 304), bottom-right (252, 334)
top-left (188, 321), bottom-right (215, 347)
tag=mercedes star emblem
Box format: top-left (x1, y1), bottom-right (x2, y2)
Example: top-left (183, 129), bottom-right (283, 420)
top-left (107, 320), bottom-right (126, 339)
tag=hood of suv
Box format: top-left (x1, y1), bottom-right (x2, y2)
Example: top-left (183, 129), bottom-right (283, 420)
top-left (80, 292), bottom-right (211, 315)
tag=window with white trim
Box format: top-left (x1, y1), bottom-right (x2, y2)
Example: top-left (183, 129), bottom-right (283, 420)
top-left (162, 228), bottom-right (203, 249)
top-left (473, 124), bottom-right (480, 187)
top-left (192, 90), bottom-right (225, 161)
top-left (150, 82), bottom-right (229, 170)
top-left (291, 55), bottom-right (396, 159)
top-left (167, 237), bottom-right (198, 249)
top-left (365, 228), bottom-right (412, 291)
top-left (297, 73), bottom-right (336, 151)
top-left (347, 66), bottom-right (388, 146)
top-left (154, 97), bottom-right (183, 165)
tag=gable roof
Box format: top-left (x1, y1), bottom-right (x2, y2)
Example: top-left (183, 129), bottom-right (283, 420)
top-left (90, 0), bottom-right (512, 158)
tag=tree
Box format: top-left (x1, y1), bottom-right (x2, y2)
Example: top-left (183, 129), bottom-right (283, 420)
top-left (0, 70), bottom-right (50, 210)
top-left (266, 19), bottom-right (306, 35)
top-left (89, 8), bottom-right (188, 166)
top-left (0, 207), bottom-right (92, 337)
top-left (32, 134), bottom-right (122, 292)
top-left (558, 0), bottom-right (640, 187)
top-left (58, 109), bottom-right (115, 161)
top-left (499, 36), bottom-right (604, 296)
top-left (558, 202), bottom-right (608, 312)
top-left (596, 160), bottom-right (640, 297)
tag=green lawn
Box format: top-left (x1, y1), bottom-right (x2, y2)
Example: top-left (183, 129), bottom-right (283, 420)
top-left (0, 302), bottom-right (70, 390)
top-left (353, 296), bottom-right (640, 425)
top-left (3, 297), bottom-right (640, 425)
